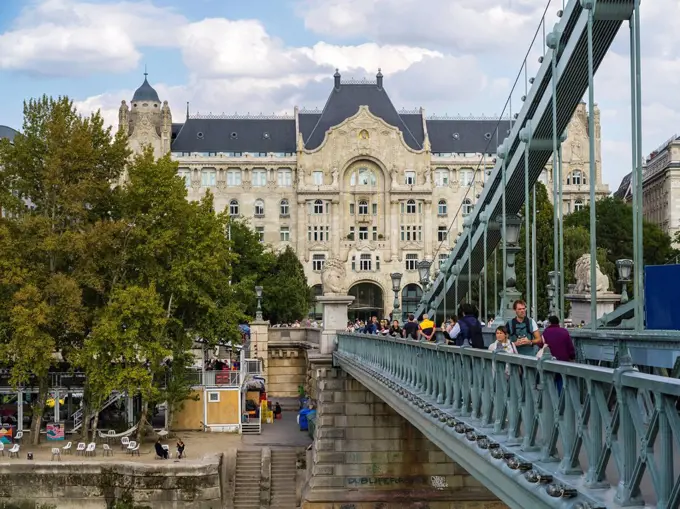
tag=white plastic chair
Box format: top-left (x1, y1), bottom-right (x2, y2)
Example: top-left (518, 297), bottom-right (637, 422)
top-left (126, 441), bottom-right (137, 454)
top-left (85, 442), bottom-right (96, 457)
top-left (129, 443), bottom-right (140, 456)
top-left (0, 442), bottom-right (4, 456)
top-left (75, 442), bottom-right (86, 456)
top-left (121, 436), bottom-right (130, 450)
top-left (51, 447), bottom-right (61, 461)
top-left (162, 444), bottom-right (171, 459)
top-left (62, 441), bottom-right (72, 455)
top-left (13, 431), bottom-right (23, 443)
top-left (102, 444), bottom-right (113, 457)
top-left (8, 444), bottom-right (19, 458)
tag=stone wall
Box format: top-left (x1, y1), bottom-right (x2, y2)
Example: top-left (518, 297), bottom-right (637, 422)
top-left (0, 454), bottom-right (223, 509)
top-left (268, 347), bottom-right (307, 397)
top-left (302, 356), bottom-right (505, 509)
top-left (267, 327), bottom-right (320, 398)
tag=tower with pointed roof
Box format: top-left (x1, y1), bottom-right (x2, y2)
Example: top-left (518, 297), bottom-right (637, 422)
top-left (119, 72), bottom-right (172, 158)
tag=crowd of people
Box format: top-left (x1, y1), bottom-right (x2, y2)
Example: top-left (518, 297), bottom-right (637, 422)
top-left (346, 299), bottom-right (576, 389)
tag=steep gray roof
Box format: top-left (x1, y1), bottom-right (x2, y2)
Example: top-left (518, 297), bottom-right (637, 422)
top-left (132, 76), bottom-right (160, 103)
top-left (164, 74), bottom-right (513, 154)
top-left (171, 118), bottom-right (296, 153)
top-left (426, 119), bottom-right (513, 154)
top-left (304, 83), bottom-right (422, 150)
top-left (0, 125), bottom-right (18, 143)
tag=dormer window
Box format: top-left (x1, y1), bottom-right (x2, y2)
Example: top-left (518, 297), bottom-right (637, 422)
top-left (197, 132), bottom-right (204, 139)
top-left (230, 132), bottom-right (238, 139)
top-left (263, 132), bottom-right (270, 139)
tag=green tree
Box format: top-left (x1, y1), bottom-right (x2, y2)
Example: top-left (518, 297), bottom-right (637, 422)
top-left (262, 247), bottom-right (312, 324)
top-left (564, 197), bottom-right (676, 283)
top-left (0, 96), bottom-right (129, 444)
top-left (77, 285), bottom-right (171, 442)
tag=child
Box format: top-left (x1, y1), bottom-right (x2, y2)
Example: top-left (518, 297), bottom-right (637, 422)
top-left (488, 325), bottom-right (517, 377)
top-left (176, 439), bottom-right (185, 459)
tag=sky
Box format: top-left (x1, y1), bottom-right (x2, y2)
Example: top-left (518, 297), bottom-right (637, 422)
top-left (1, 0), bottom-right (680, 191)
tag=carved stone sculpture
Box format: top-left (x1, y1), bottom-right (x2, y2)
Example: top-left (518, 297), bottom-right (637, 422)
top-left (331, 168), bottom-right (339, 186)
top-left (118, 101), bottom-right (129, 136)
top-left (574, 254), bottom-right (610, 293)
top-left (321, 257), bottom-right (347, 295)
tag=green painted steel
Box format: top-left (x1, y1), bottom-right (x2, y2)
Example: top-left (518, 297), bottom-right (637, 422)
top-left (419, 0), bottom-right (635, 323)
top-left (335, 332), bottom-right (680, 508)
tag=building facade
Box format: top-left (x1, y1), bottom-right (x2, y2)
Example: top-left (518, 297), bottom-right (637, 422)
top-left (120, 71), bottom-right (608, 320)
top-left (615, 135), bottom-right (680, 242)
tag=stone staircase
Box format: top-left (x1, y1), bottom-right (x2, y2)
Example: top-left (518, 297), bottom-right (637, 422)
top-left (233, 449), bottom-right (262, 509)
top-left (270, 449), bottom-right (298, 508)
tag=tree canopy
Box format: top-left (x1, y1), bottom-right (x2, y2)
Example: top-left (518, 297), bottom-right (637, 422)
top-left (0, 95), bottom-right (296, 443)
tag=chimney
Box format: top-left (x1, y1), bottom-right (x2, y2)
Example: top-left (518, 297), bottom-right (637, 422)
top-left (376, 68), bottom-right (383, 90)
top-left (334, 69), bottom-right (341, 90)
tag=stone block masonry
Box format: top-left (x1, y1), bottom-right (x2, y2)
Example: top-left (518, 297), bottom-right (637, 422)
top-left (268, 347), bottom-right (307, 397)
top-left (301, 356), bottom-right (506, 508)
top-left (0, 454), bottom-right (223, 508)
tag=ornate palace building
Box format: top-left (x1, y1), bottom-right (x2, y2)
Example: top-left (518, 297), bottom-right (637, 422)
top-left (616, 134), bottom-right (680, 243)
top-left (119, 71), bottom-right (609, 320)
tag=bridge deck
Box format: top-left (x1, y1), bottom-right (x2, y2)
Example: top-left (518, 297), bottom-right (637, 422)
top-left (336, 332), bottom-right (680, 509)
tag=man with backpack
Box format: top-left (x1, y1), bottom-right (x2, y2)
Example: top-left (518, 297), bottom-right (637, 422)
top-left (451, 304), bottom-right (486, 348)
top-left (506, 299), bottom-right (542, 355)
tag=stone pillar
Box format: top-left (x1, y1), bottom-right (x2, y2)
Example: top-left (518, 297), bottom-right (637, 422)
top-left (297, 198), bottom-right (307, 259)
top-left (301, 364), bottom-right (504, 508)
top-left (389, 198), bottom-right (399, 262)
top-left (331, 199), bottom-right (340, 256)
top-left (565, 292), bottom-right (621, 325)
top-left (423, 198), bottom-right (433, 258)
top-left (316, 295), bottom-right (355, 354)
top-left (250, 320), bottom-right (270, 380)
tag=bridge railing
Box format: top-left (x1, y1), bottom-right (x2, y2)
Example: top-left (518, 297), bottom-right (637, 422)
top-left (335, 332), bottom-right (680, 508)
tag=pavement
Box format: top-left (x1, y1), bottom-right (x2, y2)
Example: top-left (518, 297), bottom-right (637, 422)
top-left (242, 404), bottom-right (313, 448)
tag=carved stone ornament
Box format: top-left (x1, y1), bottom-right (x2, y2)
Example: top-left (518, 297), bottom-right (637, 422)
top-left (321, 257), bottom-right (348, 295)
top-left (573, 253), bottom-right (610, 293)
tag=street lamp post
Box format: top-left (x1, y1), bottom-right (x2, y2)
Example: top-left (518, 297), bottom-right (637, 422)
top-left (390, 272), bottom-right (403, 323)
top-left (480, 210), bottom-right (489, 322)
top-left (496, 213), bottom-right (522, 321)
top-left (616, 259), bottom-right (634, 304)
top-left (451, 262), bottom-right (460, 318)
top-left (418, 260), bottom-right (431, 316)
top-left (546, 283), bottom-right (555, 316)
top-left (463, 217), bottom-right (472, 302)
top-left (254, 285), bottom-right (263, 321)
top-left (548, 270), bottom-right (560, 317)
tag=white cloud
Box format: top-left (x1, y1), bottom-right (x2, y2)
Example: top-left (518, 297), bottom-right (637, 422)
top-left (297, 0), bottom-right (554, 55)
top-left (12, 0), bottom-right (680, 194)
top-left (0, 0), bottom-right (185, 75)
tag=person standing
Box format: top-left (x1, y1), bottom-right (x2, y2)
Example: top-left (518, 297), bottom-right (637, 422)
top-left (418, 314), bottom-right (435, 342)
top-left (402, 314), bottom-right (419, 340)
top-left (506, 300), bottom-right (542, 355)
top-left (541, 315), bottom-right (575, 394)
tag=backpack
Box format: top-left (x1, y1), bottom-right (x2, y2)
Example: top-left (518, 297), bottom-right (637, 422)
top-left (459, 316), bottom-right (485, 349)
top-left (507, 317), bottom-right (535, 339)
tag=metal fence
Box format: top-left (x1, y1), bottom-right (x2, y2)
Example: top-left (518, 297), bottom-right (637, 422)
top-left (335, 332), bottom-right (680, 508)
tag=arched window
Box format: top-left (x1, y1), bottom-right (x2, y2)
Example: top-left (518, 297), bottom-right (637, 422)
top-left (277, 169), bottom-right (292, 187)
top-left (254, 199), bottom-right (265, 216)
top-left (280, 199), bottom-right (289, 216)
top-left (351, 167), bottom-right (376, 186)
top-left (438, 199), bottom-right (447, 215)
top-left (434, 169), bottom-right (449, 187)
top-left (462, 199), bottom-right (472, 216)
top-left (229, 199), bottom-right (239, 216)
top-left (252, 169), bottom-right (267, 187)
top-left (313, 199), bottom-right (324, 214)
top-left (358, 200), bottom-right (369, 215)
top-left (568, 170), bottom-right (584, 186)
top-left (406, 199), bottom-right (416, 214)
top-left (226, 169), bottom-right (241, 186)
top-left (574, 199), bottom-right (585, 212)
top-left (178, 169), bottom-right (191, 188)
top-left (201, 169), bottom-right (216, 187)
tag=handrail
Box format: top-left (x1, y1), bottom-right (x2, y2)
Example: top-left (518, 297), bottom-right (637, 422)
top-left (335, 332), bottom-right (679, 508)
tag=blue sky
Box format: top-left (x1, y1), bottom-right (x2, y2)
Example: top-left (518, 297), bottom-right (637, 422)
top-left (1, 0), bottom-right (680, 189)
